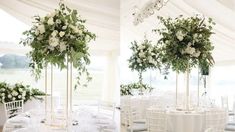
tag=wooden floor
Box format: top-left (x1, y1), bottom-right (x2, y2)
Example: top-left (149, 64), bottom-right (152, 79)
top-left (0, 126), bottom-right (3, 132)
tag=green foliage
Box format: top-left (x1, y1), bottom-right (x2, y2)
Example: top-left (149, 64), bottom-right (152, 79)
top-left (120, 82), bottom-right (154, 96)
top-left (154, 15), bottom-right (215, 73)
top-left (20, 2), bottom-right (96, 88)
top-left (0, 82), bottom-right (46, 104)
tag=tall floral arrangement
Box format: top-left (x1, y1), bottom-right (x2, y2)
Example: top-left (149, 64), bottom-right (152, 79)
top-left (126, 39), bottom-right (161, 94)
top-left (155, 15), bottom-right (215, 73)
top-left (20, 2), bottom-right (96, 87)
top-left (128, 39), bottom-right (161, 83)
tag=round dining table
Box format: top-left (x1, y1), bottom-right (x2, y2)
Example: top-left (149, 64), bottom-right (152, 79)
top-left (3, 105), bottom-right (117, 132)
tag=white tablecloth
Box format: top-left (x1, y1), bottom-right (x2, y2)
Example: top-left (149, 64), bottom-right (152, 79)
top-left (3, 106), bottom-right (117, 132)
top-left (167, 110), bottom-right (205, 132)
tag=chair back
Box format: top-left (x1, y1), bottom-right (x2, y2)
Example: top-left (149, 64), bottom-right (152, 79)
top-left (98, 101), bottom-right (116, 120)
top-left (4, 100), bottom-right (24, 119)
top-left (147, 108), bottom-right (167, 132)
top-left (221, 96), bottom-right (229, 109)
top-left (205, 108), bottom-right (227, 132)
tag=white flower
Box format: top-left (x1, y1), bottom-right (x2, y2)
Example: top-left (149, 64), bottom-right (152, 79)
top-left (35, 30), bottom-right (39, 36)
top-left (69, 25), bottom-right (79, 33)
top-left (137, 59), bottom-right (141, 63)
top-left (56, 19), bottom-right (61, 24)
top-left (184, 43), bottom-right (196, 55)
top-left (138, 45), bottom-right (145, 50)
top-left (176, 30), bottom-right (185, 41)
top-left (18, 88), bottom-right (23, 92)
top-left (49, 37), bottom-right (59, 47)
top-left (192, 51), bottom-right (201, 58)
top-left (59, 31), bottom-right (65, 37)
top-left (12, 91), bottom-right (18, 96)
top-left (62, 26), bottom-right (67, 30)
top-left (48, 17), bottom-right (54, 25)
top-left (38, 25), bottom-right (45, 34)
top-left (12, 97), bottom-right (15, 101)
top-left (18, 95), bottom-right (22, 99)
top-left (51, 30), bottom-right (58, 37)
top-left (138, 52), bottom-right (145, 58)
top-left (59, 42), bottom-right (67, 52)
top-left (8, 94), bottom-right (12, 99)
top-left (1, 93), bottom-right (5, 96)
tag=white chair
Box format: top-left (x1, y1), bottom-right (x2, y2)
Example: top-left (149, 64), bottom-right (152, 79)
top-left (121, 97), bottom-right (147, 132)
top-left (205, 108), bottom-right (227, 132)
top-left (97, 101), bottom-right (116, 120)
top-left (96, 101), bottom-right (116, 131)
top-left (4, 100), bottom-right (24, 119)
top-left (146, 108), bottom-right (167, 132)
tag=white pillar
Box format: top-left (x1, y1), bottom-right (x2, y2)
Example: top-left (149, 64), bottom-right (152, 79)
top-left (102, 50), bottom-right (119, 103)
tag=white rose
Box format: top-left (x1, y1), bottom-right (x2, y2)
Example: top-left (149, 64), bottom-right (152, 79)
top-left (12, 91), bottom-right (18, 96)
top-left (48, 17), bottom-right (54, 25)
top-left (2, 93), bottom-right (5, 96)
top-left (51, 30), bottom-right (58, 37)
top-left (59, 31), bottom-right (65, 37)
top-left (12, 97), bottom-right (15, 101)
top-left (176, 30), bottom-right (185, 41)
top-left (8, 94), bottom-right (12, 98)
top-left (59, 42), bottom-right (67, 52)
top-left (38, 25), bottom-right (45, 34)
top-left (56, 19), bottom-right (61, 24)
top-left (18, 95), bottom-right (22, 98)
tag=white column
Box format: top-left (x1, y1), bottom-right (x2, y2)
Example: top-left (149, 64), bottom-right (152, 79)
top-left (102, 50), bottom-right (119, 103)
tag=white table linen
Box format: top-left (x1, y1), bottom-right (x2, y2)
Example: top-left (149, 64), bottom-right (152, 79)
top-left (3, 105), bottom-right (117, 132)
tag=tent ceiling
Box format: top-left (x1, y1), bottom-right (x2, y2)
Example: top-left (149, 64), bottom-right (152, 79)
top-left (121, 0), bottom-right (235, 64)
top-left (0, 0), bottom-right (120, 55)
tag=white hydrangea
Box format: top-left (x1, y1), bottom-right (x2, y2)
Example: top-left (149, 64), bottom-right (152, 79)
top-left (38, 25), bottom-right (45, 34)
top-left (49, 37), bottom-right (59, 47)
top-left (48, 17), bottom-right (54, 25)
top-left (176, 30), bottom-right (185, 41)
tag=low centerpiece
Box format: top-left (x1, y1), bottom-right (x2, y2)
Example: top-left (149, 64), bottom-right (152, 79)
top-left (155, 15), bottom-right (215, 110)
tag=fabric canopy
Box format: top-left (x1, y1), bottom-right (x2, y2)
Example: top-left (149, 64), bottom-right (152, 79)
top-left (0, 0), bottom-right (120, 55)
top-left (121, 0), bottom-right (235, 65)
